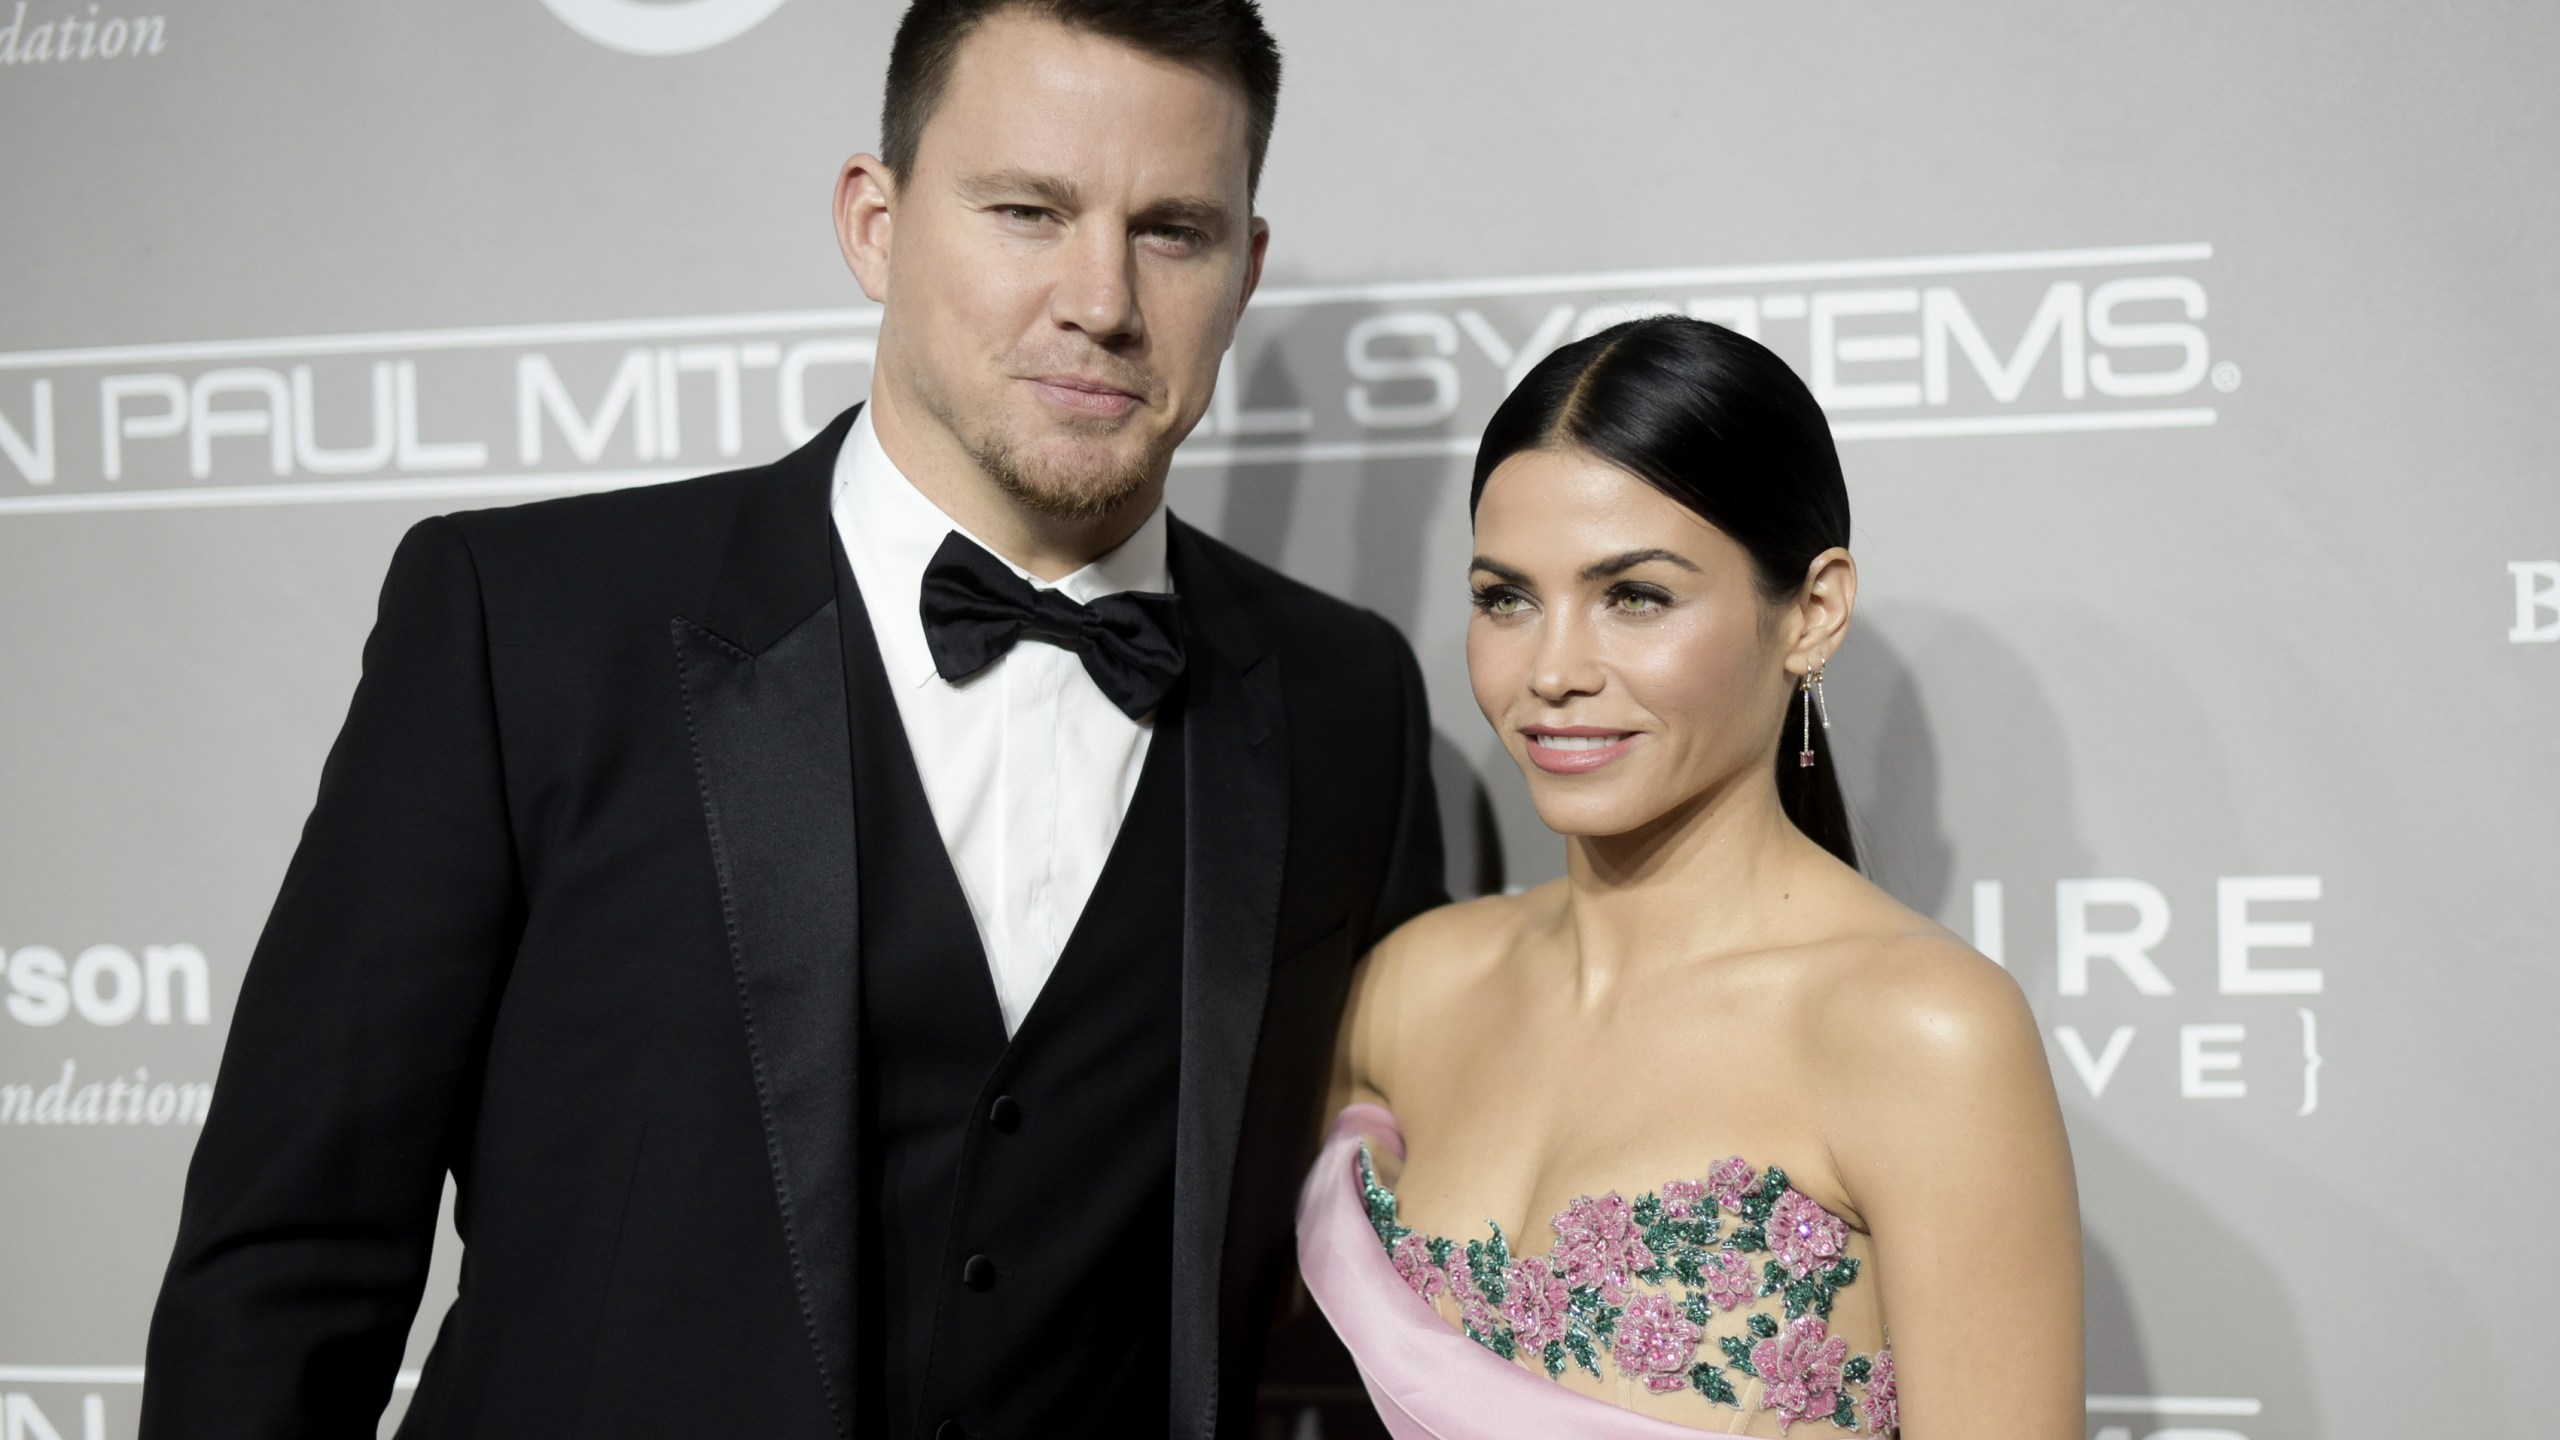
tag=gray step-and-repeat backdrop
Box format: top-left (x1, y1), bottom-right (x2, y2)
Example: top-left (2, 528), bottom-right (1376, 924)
top-left (4, 3), bottom-right (2554, 1437)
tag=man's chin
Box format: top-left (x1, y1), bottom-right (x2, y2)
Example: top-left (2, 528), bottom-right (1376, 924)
top-left (972, 430), bottom-right (1162, 522)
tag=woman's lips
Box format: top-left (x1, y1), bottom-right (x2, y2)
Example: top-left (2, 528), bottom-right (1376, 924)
top-left (1522, 728), bottom-right (1639, 774)
top-left (1029, 376), bottom-right (1140, 419)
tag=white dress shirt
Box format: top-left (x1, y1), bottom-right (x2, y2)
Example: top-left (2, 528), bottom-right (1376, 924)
top-left (830, 404), bottom-right (1171, 1036)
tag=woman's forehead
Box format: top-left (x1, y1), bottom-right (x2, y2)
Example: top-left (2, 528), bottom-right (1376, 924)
top-left (1475, 449), bottom-right (1730, 557)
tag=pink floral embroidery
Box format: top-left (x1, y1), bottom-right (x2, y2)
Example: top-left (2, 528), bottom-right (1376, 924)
top-left (1699, 1249), bottom-right (1760, 1311)
top-left (1660, 1178), bottom-right (1710, 1218)
top-left (1706, 1155), bottom-right (1758, 1207)
top-left (1612, 1291), bottom-right (1702, 1394)
top-left (1390, 1234), bottom-right (1442, 1301)
top-left (1865, 1347), bottom-right (1898, 1436)
top-left (1500, 1257), bottom-right (1571, 1351)
top-left (1752, 1315), bottom-right (1850, 1431)
top-left (1768, 1190), bottom-right (1850, 1279)
top-left (1442, 1251), bottom-right (1495, 1332)
top-left (1551, 1193), bottom-right (1654, 1302)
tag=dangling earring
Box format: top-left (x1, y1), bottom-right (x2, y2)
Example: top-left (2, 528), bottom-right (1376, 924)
top-left (1798, 657), bottom-right (1831, 769)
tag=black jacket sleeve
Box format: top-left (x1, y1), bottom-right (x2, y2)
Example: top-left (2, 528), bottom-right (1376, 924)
top-left (1362, 612), bottom-right (1449, 948)
top-left (141, 516), bottom-right (525, 1439)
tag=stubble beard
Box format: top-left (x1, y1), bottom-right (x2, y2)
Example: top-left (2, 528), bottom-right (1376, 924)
top-left (920, 382), bottom-right (1167, 524)
top-left (968, 424), bottom-right (1158, 522)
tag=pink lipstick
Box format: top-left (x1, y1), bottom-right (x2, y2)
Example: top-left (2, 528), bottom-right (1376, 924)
top-left (1521, 725), bottom-right (1639, 775)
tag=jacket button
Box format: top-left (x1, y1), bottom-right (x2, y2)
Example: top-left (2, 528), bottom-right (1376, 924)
top-left (988, 1095), bottom-right (1022, 1132)
top-left (963, 1254), bottom-right (998, 1291)
top-left (934, 1422), bottom-right (965, 1440)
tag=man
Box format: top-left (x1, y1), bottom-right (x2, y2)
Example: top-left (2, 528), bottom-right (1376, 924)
top-left (138, 2), bottom-right (1445, 1436)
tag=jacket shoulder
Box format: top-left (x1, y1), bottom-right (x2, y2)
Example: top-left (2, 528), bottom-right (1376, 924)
top-left (439, 465), bottom-right (765, 562)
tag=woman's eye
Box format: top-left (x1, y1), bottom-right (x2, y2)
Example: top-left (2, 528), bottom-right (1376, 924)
top-left (1471, 587), bottom-right (1528, 617)
top-left (1610, 586), bottom-right (1669, 614)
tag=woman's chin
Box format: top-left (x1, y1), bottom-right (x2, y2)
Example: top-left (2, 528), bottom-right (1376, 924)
top-left (1524, 787), bottom-right (1668, 842)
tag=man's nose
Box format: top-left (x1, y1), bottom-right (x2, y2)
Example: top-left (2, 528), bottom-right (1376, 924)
top-left (1051, 223), bottom-right (1143, 344)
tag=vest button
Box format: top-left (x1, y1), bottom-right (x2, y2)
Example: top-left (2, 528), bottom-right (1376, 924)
top-left (962, 1254), bottom-right (998, 1291)
top-left (988, 1095), bottom-right (1022, 1132)
top-left (934, 1422), bottom-right (966, 1440)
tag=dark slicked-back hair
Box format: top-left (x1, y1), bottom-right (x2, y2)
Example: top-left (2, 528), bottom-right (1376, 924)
top-left (1471, 315), bottom-right (1861, 871)
top-left (880, 0), bottom-right (1283, 197)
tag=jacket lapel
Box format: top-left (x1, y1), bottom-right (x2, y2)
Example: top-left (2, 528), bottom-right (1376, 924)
top-left (671, 407), bottom-right (863, 1438)
top-left (1164, 517), bottom-right (1289, 1440)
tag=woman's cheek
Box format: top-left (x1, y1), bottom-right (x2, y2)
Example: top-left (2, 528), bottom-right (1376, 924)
top-left (1607, 612), bottom-right (1747, 728)
top-left (1464, 620), bottom-right (1516, 728)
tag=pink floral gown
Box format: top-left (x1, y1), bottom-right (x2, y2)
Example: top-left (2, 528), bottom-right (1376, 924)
top-left (1297, 1105), bottom-right (1898, 1440)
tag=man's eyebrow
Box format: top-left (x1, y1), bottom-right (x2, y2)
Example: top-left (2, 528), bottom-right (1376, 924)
top-left (1468, 556), bottom-right (1532, 586)
top-left (1130, 195), bottom-right (1232, 234)
top-left (1578, 548), bottom-right (1702, 581)
top-left (954, 170), bottom-right (1231, 235)
top-left (956, 168), bottom-right (1082, 210)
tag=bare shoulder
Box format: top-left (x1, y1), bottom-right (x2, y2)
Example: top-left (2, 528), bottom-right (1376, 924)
top-left (1342, 887), bottom-right (1553, 1099)
top-left (1361, 886), bottom-right (1549, 1004)
top-left (1797, 888), bottom-right (2044, 1093)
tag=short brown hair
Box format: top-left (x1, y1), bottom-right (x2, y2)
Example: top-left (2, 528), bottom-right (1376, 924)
top-left (879, 0), bottom-right (1283, 197)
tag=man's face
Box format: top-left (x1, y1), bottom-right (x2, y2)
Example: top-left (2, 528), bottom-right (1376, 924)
top-left (858, 14), bottom-right (1266, 520)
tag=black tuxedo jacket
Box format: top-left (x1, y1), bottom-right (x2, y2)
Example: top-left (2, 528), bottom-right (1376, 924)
top-left (141, 408), bottom-right (1447, 1440)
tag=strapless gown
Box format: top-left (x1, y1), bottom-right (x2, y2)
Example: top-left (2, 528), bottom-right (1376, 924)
top-left (1297, 1104), bottom-right (1896, 1440)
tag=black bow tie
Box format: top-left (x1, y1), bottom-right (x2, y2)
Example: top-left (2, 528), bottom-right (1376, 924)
top-left (918, 530), bottom-right (1185, 720)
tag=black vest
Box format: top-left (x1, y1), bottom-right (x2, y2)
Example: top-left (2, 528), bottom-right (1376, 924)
top-left (837, 549), bottom-right (1185, 1440)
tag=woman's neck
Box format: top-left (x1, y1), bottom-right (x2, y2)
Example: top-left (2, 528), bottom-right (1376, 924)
top-left (1555, 769), bottom-right (1813, 1000)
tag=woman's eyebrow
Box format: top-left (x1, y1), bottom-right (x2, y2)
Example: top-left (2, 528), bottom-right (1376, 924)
top-left (1578, 548), bottom-right (1702, 580)
top-left (1468, 557), bottom-right (1533, 586)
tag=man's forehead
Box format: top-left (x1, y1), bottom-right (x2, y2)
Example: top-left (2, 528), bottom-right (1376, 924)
top-left (917, 11), bottom-right (1254, 196)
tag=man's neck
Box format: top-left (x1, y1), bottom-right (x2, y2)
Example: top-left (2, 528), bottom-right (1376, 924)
top-left (867, 383), bottom-right (1162, 583)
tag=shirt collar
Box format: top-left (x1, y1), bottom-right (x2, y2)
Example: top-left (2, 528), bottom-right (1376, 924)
top-left (831, 401), bottom-right (1172, 692)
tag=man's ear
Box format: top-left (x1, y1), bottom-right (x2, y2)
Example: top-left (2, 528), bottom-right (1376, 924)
top-left (1236, 214), bottom-right (1270, 325)
top-left (835, 154), bottom-right (897, 303)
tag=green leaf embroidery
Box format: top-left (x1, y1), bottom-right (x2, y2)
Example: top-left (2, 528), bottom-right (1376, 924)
top-left (1357, 1146), bottom-right (1406, 1244)
top-left (1690, 1362), bottom-right (1739, 1407)
top-left (1466, 1229), bottom-right (1511, 1308)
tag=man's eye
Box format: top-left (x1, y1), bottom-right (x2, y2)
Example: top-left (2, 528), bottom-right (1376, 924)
top-left (1146, 226), bottom-right (1207, 251)
top-left (998, 206), bottom-right (1049, 225)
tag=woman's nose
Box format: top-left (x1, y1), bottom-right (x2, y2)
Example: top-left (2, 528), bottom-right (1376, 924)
top-left (1528, 614), bottom-right (1603, 704)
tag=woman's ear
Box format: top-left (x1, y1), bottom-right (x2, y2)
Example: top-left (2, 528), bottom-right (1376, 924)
top-left (1787, 547), bottom-right (1858, 674)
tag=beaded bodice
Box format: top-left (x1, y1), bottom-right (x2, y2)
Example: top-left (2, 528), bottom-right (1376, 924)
top-left (1359, 1146), bottom-right (1897, 1436)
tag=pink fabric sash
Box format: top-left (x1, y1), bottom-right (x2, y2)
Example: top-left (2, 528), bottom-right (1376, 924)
top-left (1296, 1103), bottom-right (1752, 1440)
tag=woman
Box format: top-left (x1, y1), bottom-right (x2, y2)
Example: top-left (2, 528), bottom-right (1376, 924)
top-left (1299, 316), bottom-right (2081, 1438)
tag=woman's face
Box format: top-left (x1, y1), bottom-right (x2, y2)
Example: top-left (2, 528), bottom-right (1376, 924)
top-left (1467, 446), bottom-right (1815, 840)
